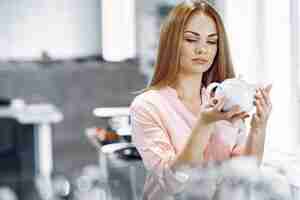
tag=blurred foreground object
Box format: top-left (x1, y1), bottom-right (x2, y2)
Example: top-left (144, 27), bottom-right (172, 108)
top-left (180, 156), bottom-right (295, 200)
top-left (73, 165), bottom-right (111, 200)
top-left (0, 187), bottom-right (18, 200)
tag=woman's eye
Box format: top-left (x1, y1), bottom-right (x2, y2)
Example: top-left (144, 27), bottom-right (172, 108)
top-left (207, 40), bottom-right (217, 45)
top-left (185, 38), bottom-right (197, 42)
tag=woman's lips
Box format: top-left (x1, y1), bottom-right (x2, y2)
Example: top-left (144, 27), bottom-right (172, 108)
top-left (192, 58), bottom-right (208, 64)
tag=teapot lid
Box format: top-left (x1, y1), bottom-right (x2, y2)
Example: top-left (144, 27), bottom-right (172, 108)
top-left (222, 76), bottom-right (256, 92)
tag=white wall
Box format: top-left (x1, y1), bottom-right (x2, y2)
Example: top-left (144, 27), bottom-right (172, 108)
top-left (0, 0), bottom-right (102, 60)
top-left (223, 0), bottom-right (261, 82)
top-left (218, 0), bottom-right (300, 152)
top-left (102, 0), bottom-right (136, 61)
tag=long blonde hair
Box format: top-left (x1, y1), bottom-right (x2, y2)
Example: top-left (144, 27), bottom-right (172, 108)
top-left (142, 1), bottom-right (235, 92)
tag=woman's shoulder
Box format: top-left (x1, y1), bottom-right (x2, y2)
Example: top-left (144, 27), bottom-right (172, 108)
top-left (130, 86), bottom-right (173, 110)
top-left (130, 88), bottom-right (162, 109)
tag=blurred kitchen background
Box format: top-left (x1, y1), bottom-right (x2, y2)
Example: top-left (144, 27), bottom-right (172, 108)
top-left (0, 0), bottom-right (300, 199)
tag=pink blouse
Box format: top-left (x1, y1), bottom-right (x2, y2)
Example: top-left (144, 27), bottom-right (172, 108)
top-left (129, 86), bottom-right (248, 200)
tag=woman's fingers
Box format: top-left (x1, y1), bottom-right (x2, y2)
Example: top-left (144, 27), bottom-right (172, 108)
top-left (255, 98), bottom-right (265, 118)
top-left (224, 105), bottom-right (241, 119)
top-left (255, 86), bottom-right (273, 117)
top-left (255, 89), bottom-right (267, 108)
top-left (250, 113), bottom-right (260, 126)
top-left (230, 112), bottom-right (250, 123)
top-left (265, 84), bottom-right (272, 94)
top-left (214, 96), bottom-right (225, 111)
top-left (255, 99), bottom-right (262, 115)
top-left (263, 85), bottom-right (273, 107)
top-left (259, 84), bottom-right (272, 107)
top-left (208, 96), bottom-right (225, 108)
top-left (239, 112), bottom-right (250, 119)
top-left (250, 85), bottom-right (272, 130)
top-left (260, 88), bottom-right (270, 106)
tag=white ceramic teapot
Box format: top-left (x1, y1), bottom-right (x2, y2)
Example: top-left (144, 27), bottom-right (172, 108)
top-left (206, 77), bottom-right (257, 112)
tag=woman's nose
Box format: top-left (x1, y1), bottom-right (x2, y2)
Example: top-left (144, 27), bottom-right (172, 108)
top-left (195, 46), bottom-right (208, 55)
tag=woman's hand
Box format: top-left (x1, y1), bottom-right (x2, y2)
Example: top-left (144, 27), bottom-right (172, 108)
top-left (250, 84), bottom-right (272, 132)
top-left (199, 90), bottom-right (249, 124)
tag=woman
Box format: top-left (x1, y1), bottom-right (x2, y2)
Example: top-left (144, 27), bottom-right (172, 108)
top-left (130, 0), bottom-right (272, 199)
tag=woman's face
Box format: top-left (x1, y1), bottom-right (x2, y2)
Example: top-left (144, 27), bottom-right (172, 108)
top-left (180, 11), bottom-right (218, 75)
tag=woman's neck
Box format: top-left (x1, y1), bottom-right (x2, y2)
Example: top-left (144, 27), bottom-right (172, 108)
top-left (172, 73), bottom-right (203, 103)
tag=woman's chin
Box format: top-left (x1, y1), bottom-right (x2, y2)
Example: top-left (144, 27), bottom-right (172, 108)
top-left (193, 66), bottom-right (210, 73)
top-left (180, 65), bottom-right (211, 75)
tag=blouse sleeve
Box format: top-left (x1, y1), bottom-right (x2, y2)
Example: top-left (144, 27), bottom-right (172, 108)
top-left (130, 99), bottom-right (189, 195)
top-left (231, 120), bottom-right (248, 157)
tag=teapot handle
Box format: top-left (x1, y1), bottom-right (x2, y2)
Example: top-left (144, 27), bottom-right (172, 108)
top-left (206, 82), bottom-right (220, 97)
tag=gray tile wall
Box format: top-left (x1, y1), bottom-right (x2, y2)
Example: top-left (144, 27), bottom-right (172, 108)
top-left (0, 60), bottom-right (146, 173)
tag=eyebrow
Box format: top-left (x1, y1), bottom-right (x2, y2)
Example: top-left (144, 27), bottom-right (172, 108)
top-left (184, 31), bottom-right (218, 37)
